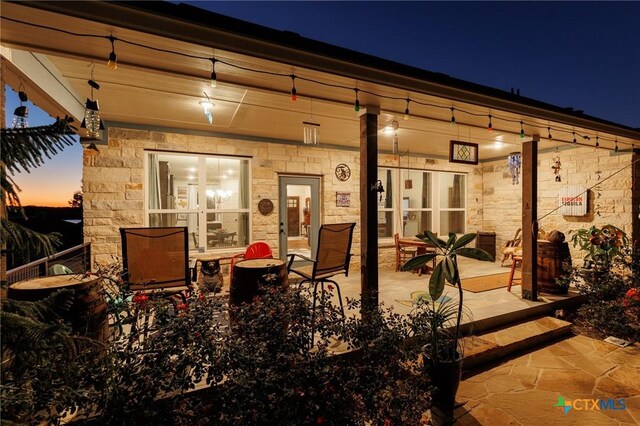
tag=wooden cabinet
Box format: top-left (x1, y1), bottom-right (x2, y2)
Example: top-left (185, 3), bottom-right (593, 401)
top-left (476, 232), bottom-right (496, 261)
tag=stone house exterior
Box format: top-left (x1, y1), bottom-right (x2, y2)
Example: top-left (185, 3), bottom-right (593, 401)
top-left (2, 1), bottom-right (639, 297)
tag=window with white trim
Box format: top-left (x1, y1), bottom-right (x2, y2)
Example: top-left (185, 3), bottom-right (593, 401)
top-left (377, 168), bottom-right (466, 238)
top-left (145, 151), bottom-right (251, 252)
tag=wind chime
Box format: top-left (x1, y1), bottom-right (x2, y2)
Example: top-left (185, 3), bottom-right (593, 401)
top-left (507, 152), bottom-right (521, 185)
top-left (404, 150), bottom-right (413, 189)
top-left (551, 148), bottom-right (562, 182)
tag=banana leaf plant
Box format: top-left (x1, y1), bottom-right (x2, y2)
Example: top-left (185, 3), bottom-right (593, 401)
top-left (401, 231), bottom-right (493, 361)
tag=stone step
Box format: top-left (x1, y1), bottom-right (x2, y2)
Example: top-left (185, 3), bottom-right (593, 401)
top-left (461, 316), bottom-right (572, 369)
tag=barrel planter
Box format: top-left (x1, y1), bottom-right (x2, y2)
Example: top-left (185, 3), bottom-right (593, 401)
top-left (537, 241), bottom-right (571, 294)
top-left (229, 258), bottom-right (289, 306)
top-left (8, 275), bottom-right (110, 342)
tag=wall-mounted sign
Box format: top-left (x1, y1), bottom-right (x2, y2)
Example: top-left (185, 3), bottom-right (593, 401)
top-left (558, 185), bottom-right (588, 216)
top-left (449, 140), bottom-right (478, 165)
top-left (336, 192), bottom-right (350, 207)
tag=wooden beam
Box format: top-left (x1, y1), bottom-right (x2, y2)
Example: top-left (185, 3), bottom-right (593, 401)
top-left (359, 106), bottom-right (379, 314)
top-left (521, 135), bottom-right (539, 301)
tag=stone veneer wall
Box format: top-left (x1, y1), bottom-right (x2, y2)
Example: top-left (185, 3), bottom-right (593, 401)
top-left (481, 146), bottom-right (634, 264)
top-left (84, 127), bottom-right (482, 269)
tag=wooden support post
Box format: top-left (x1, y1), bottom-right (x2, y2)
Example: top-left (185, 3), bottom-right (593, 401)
top-left (522, 135), bottom-right (538, 301)
top-left (359, 106), bottom-right (379, 315)
top-left (632, 149), bottom-right (640, 246)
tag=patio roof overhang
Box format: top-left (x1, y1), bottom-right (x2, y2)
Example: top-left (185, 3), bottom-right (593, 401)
top-left (1, 1), bottom-right (639, 159)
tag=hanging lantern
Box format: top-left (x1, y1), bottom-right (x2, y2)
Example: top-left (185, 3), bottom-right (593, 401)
top-left (507, 152), bottom-right (521, 185)
top-left (12, 87), bottom-right (29, 128)
top-left (80, 74), bottom-right (104, 138)
top-left (303, 99), bottom-right (320, 145)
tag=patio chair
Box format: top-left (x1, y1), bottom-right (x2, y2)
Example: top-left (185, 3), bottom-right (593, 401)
top-left (394, 233), bottom-right (417, 272)
top-left (120, 227), bottom-right (195, 303)
top-left (229, 241), bottom-right (274, 282)
top-left (500, 228), bottom-right (522, 266)
top-left (287, 222), bottom-right (355, 334)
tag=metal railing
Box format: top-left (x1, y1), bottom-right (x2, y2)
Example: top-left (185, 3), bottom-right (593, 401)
top-left (6, 243), bottom-right (92, 285)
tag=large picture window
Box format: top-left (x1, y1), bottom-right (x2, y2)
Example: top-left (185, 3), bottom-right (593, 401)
top-left (146, 151), bottom-right (251, 252)
top-left (378, 168), bottom-right (466, 239)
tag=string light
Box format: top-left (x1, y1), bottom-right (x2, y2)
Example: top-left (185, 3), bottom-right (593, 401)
top-left (547, 127), bottom-right (552, 140)
top-left (450, 107), bottom-right (456, 124)
top-left (290, 75), bottom-right (297, 101)
top-left (3, 14), bottom-right (636, 152)
top-left (210, 59), bottom-right (217, 87)
top-left (614, 139), bottom-right (619, 152)
top-left (595, 136), bottom-right (600, 150)
top-left (487, 115), bottom-right (493, 132)
top-left (107, 35), bottom-right (117, 70)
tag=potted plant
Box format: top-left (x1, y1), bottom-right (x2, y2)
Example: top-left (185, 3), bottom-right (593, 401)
top-left (401, 231), bottom-right (492, 419)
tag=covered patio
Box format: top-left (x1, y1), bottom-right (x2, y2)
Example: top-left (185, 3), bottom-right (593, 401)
top-left (2, 1), bottom-right (639, 311)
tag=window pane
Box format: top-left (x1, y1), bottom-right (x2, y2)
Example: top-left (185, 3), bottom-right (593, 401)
top-left (377, 211), bottom-right (394, 238)
top-left (148, 153), bottom-right (198, 210)
top-left (403, 211), bottom-right (432, 237)
top-left (439, 174), bottom-right (465, 209)
top-left (402, 170), bottom-right (431, 209)
top-left (206, 212), bottom-right (249, 250)
top-left (149, 213), bottom-right (199, 251)
top-left (206, 158), bottom-right (249, 209)
top-left (376, 168), bottom-right (394, 209)
top-left (439, 211), bottom-right (465, 235)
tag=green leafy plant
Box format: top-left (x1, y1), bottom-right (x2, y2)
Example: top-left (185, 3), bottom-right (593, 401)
top-left (401, 231), bottom-right (492, 361)
top-left (570, 224), bottom-right (628, 268)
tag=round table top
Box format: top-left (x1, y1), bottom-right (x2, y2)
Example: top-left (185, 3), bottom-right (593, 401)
top-left (234, 258), bottom-right (285, 269)
top-left (9, 274), bottom-right (98, 291)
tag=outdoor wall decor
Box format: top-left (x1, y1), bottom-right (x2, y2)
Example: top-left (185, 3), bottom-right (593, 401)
top-left (552, 153), bottom-right (562, 182)
top-left (336, 192), bottom-right (350, 207)
top-left (257, 198), bottom-right (274, 215)
top-left (449, 140), bottom-right (478, 165)
top-left (507, 152), bottom-right (522, 185)
top-left (335, 163), bottom-right (351, 181)
top-left (558, 185), bottom-right (588, 216)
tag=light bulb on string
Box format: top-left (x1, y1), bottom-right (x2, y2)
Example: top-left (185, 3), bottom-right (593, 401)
top-left (106, 35), bottom-right (117, 70)
top-left (450, 107), bottom-right (456, 125)
top-left (290, 75), bottom-right (297, 101)
top-left (520, 121), bottom-right (525, 139)
top-left (614, 139), bottom-right (619, 153)
top-left (547, 127), bottom-right (552, 140)
top-left (354, 88), bottom-right (360, 112)
top-left (404, 98), bottom-right (410, 120)
top-left (487, 115), bottom-right (493, 132)
top-left (573, 132), bottom-right (577, 143)
top-left (595, 136), bottom-right (600, 151)
top-left (210, 59), bottom-right (217, 87)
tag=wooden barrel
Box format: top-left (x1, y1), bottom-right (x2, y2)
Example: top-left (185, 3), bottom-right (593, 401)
top-left (230, 258), bottom-right (288, 306)
top-left (537, 241), bottom-right (571, 294)
top-left (8, 275), bottom-right (109, 342)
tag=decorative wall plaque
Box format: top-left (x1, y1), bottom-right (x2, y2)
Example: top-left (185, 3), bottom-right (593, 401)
top-left (449, 140), bottom-right (479, 165)
top-left (336, 192), bottom-right (350, 207)
top-left (258, 198), bottom-right (274, 215)
top-left (335, 163), bottom-right (351, 181)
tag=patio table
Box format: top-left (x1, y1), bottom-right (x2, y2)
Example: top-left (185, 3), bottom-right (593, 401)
top-left (397, 237), bottom-right (438, 275)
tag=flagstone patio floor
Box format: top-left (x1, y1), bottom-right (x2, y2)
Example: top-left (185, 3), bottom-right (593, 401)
top-left (452, 334), bottom-right (640, 425)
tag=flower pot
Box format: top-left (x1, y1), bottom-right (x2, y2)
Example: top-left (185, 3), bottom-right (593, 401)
top-left (426, 357), bottom-right (463, 408)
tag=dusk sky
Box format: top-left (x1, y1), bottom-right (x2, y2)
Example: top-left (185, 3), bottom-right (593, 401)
top-left (5, 1), bottom-right (639, 207)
